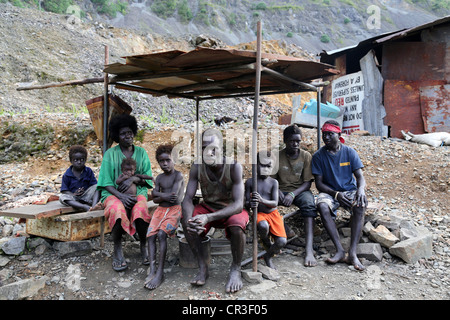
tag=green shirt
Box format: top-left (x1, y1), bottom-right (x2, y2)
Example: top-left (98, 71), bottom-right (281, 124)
top-left (272, 148), bottom-right (313, 193)
top-left (97, 145), bottom-right (153, 202)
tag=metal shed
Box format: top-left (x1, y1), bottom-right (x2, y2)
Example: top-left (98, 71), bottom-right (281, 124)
top-left (320, 15), bottom-right (450, 139)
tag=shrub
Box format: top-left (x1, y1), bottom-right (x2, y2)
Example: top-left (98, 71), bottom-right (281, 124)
top-left (151, 0), bottom-right (177, 19)
top-left (255, 2), bottom-right (267, 10)
top-left (177, 0), bottom-right (193, 23)
top-left (320, 34), bottom-right (331, 43)
top-left (42, 0), bottom-right (73, 14)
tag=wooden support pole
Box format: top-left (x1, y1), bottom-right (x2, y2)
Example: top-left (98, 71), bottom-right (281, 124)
top-left (16, 77), bottom-right (104, 91)
top-left (103, 45), bottom-right (109, 155)
top-left (251, 21), bottom-right (262, 273)
top-left (317, 88), bottom-right (321, 150)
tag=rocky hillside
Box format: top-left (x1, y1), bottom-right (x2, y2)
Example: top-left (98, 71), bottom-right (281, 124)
top-left (70, 0), bottom-right (449, 53)
top-left (0, 2), bottom-right (319, 124)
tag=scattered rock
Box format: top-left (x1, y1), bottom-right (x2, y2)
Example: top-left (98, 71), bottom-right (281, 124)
top-left (0, 276), bottom-right (48, 300)
top-left (257, 264), bottom-right (281, 281)
top-left (53, 240), bottom-right (92, 258)
top-left (369, 225), bottom-right (399, 248)
top-left (241, 269), bottom-right (263, 283)
top-left (389, 229), bottom-right (433, 264)
top-left (356, 243), bottom-right (383, 262)
top-left (1, 236), bottom-right (26, 255)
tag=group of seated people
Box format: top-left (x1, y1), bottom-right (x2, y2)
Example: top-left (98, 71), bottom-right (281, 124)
top-left (58, 114), bottom-right (367, 293)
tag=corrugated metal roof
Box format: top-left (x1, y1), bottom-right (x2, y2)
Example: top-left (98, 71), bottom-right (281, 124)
top-left (320, 15), bottom-right (450, 61)
top-left (105, 47), bottom-right (339, 100)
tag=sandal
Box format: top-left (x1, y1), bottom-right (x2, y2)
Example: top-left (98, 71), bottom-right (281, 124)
top-left (112, 258), bottom-right (128, 272)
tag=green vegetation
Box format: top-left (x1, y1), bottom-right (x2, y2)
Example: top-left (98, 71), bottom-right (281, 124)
top-left (42, 0), bottom-right (73, 14)
top-left (177, 0), bottom-right (193, 23)
top-left (2, 0), bottom-right (128, 17)
top-left (286, 31), bottom-right (293, 37)
top-left (0, 122), bottom-right (54, 163)
top-left (91, 0), bottom-right (128, 18)
top-left (320, 34), bottom-right (331, 43)
top-left (151, 0), bottom-right (177, 18)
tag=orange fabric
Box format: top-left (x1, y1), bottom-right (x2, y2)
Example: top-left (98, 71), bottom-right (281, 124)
top-left (146, 205), bottom-right (181, 238)
top-left (104, 194), bottom-right (151, 236)
top-left (256, 209), bottom-right (287, 238)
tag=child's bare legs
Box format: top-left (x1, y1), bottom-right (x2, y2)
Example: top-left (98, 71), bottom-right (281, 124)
top-left (258, 220), bottom-right (286, 269)
top-left (304, 216), bottom-right (317, 267)
top-left (144, 230), bottom-right (168, 290)
top-left (135, 218), bottom-right (150, 265)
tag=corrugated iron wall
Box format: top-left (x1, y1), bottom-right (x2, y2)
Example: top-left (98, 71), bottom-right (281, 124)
top-left (382, 32), bottom-right (449, 138)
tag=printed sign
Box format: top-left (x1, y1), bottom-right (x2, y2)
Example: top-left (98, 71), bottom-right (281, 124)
top-left (332, 71), bottom-right (365, 134)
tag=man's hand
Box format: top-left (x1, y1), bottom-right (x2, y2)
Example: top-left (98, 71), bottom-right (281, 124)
top-left (336, 192), bottom-right (353, 208)
top-left (355, 187), bottom-right (367, 208)
top-left (281, 192), bottom-right (294, 207)
top-left (187, 215), bottom-right (208, 235)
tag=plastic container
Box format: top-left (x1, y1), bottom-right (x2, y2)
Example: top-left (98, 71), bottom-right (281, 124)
top-left (301, 99), bottom-right (341, 118)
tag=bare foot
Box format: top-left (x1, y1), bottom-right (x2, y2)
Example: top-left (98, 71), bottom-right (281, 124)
top-left (190, 266), bottom-right (209, 286)
top-left (345, 254), bottom-right (365, 271)
top-left (304, 251), bottom-right (317, 267)
top-left (225, 265), bottom-right (243, 293)
top-left (264, 254), bottom-right (277, 269)
top-left (144, 271), bottom-right (164, 290)
top-left (325, 250), bottom-right (346, 264)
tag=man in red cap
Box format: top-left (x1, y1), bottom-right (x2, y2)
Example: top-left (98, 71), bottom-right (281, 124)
top-left (311, 120), bottom-right (368, 271)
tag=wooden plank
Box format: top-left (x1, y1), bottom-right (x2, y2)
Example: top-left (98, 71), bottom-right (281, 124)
top-left (0, 201), bottom-right (76, 219)
top-left (54, 210), bottom-right (105, 222)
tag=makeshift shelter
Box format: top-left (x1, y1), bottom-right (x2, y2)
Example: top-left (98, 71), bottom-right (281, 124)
top-left (320, 15), bottom-right (450, 139)
top-left (99, 23), bottom-right (338, 270)
top-left (16, 22), bottom-right (339, 270)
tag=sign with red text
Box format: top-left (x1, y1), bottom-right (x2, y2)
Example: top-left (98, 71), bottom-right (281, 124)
top-left (332, 71), bottom-right (365, 134)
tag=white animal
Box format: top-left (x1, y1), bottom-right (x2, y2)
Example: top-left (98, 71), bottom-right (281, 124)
top-left (401, 130), bottom-right (450, 147)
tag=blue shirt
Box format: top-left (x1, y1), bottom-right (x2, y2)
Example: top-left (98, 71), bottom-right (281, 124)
top-left (311, 144), bottom-right (363, 192)
top-left (61, 166), bottom-right (98, 193)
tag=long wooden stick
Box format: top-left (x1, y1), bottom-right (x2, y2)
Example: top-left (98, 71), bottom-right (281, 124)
top-left (251, 20), bottom-right (263, 273)
top-left (16, 77), bottom-right (104, 91)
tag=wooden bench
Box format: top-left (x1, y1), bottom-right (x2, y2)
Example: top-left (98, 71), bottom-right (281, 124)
top-left (0, 200), bottom-right (157, 247)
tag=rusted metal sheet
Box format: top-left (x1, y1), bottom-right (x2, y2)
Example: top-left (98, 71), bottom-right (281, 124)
top-left (383, 80), bottom-right (445, 138)
top-left (105, 47), bottom-right (338, 100)
top-left (419, 84), bottom-right (450, 132)
top-left (382, 42), bottom-right (446, 81)
top-left (26, 215), bottom-right (111, 242)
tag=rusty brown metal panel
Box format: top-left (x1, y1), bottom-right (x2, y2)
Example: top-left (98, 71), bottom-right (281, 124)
top-left (26, 216), bottom-right (111, 241)
top-left (382, 42), bottom-right (446, 81)
top-left (419, 84), bottom-right (450, 132)
top-left (383, 80), bottom-right (445, 138)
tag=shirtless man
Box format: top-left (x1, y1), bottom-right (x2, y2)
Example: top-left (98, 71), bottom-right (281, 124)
top-left (245, 151), bottom-right (286, 269)
top-left (312, 120), bottom-right (368, 271)
top-left (181, 128), bottom-right (248, 293)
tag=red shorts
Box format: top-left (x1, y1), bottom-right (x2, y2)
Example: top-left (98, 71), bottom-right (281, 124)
top-left (192, 203), bottom-right (249, 239)
top-left (103, 194), bottom-right (151, 236)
